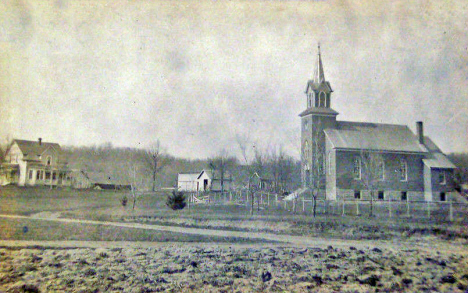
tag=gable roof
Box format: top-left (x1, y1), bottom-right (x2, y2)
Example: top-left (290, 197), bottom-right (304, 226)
top-left (324, 121), bottom-right (428, 153)
top-left (421, 136), bottom-right (442, 153)
top-left (178, 173), bottom-right (200, 182)
top-left (197, 169), bottom-right (212, 179)
top-left (11, 139), bottom-right (62, 161)
top-left (423, 153), bottom-right (456, 169)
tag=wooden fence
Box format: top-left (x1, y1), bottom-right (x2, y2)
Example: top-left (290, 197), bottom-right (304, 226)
top-left (185, 190), bottom-right (468, 222)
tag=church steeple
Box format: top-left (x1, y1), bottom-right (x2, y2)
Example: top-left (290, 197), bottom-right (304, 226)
top-left (313, 43), bottom-right (325, 84)
top-left (303, 44), bottom-right (334, 110)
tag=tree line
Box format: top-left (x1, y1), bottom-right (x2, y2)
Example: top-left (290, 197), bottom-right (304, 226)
top-left (60, 141), bottom-right (301, 192)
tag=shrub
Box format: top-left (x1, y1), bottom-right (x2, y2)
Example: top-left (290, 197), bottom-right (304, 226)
top-left (166, 190), bottom-right (186, 210)
top-left (121, 195), bottom-right (128, 207)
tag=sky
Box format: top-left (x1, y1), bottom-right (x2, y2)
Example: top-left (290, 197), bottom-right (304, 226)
top-left (1, 0), bottom-right (467, 160)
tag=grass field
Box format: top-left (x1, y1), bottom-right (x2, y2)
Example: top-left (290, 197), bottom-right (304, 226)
top-left (0, 218), bottom-right (258, 243)
top-left (1, 186), bottom-right (467, 243)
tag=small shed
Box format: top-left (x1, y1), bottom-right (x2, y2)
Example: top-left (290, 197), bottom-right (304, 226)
top-left (177, 173), bottom-right (200, 192)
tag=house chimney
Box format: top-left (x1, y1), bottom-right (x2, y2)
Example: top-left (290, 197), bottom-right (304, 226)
top-left (416, 121), bottom-right (424, 145)
top-left (38, 138), bottom-right (42, 145)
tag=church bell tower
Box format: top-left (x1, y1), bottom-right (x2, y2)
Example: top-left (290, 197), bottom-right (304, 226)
top-left (300, 44), bottom-right (339, 188)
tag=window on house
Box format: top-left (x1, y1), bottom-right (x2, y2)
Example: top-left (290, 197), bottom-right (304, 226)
top-left (354, 190), bottom-right (361, 199)
top-left (45, 172), bottom-right (51, 180)
top-left (47, 156), bottom-right (52, 165)
top-left (28, 170), bottom-right (33, 180)
top-left (52, 172), bottom-right (56, 180)
top-left (353, 157), bottom-right (361, 180)
top-left (401, 191), bottom-right (407, 201)
top-left (439, 172), bottom-right (446, 185)
top-left (36, 170), bottom-right (41, 180)
top-left (378, 191), bottom-right (384, 200)
top-left (440, 192), bottom-right (446, 202)
top-left (399, 159), bottom-right (407, 181)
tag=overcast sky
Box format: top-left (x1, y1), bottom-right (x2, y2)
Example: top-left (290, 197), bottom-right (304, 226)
top-left (1, 0), bottom-right (467, 159)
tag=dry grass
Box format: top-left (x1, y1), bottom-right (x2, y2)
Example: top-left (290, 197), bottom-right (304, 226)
top-left (0, 245), bottom-right (467, 292)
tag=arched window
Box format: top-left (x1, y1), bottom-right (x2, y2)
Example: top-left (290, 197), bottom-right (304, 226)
top-left (399, 159), bottom-right (407, 181)
top-left (304, 141), bottom-right (310, 160)
top-left (378, 159), bottom-right (385, 180)
top-left (319, 92), bottom-right (326, 107)
top-left (46, 156), bottom-right (52, 166)
top-left (307, 93), bottom-right (312, 108)
top-left (353, 157), bottom-right (361, 180)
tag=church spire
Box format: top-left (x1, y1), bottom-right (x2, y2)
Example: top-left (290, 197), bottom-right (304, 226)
top-left (313, 43), bottom-right (325, 84)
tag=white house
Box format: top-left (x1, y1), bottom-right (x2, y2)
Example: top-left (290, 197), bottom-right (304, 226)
top-left (0, 138), bottom-right (71, 187)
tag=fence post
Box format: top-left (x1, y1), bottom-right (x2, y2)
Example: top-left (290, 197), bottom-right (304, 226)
top-left (302, 198), bottom-right (305, 213)
top-left (356, 199), bottom-right (360, 216)
top-left (449, 200), bottom-right (453, 222)
top-left (267, 193), bottom-right (270, 207)
top-left (426, 200), bottom-right (430, 218)
top-left (388, 197), bottom-right (392, 218)
top-left (342, 199), bottom-right (345, 216)
top-left (406, 199), bottom-right (410, 217)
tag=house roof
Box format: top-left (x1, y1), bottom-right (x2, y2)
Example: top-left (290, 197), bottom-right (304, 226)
top-left (423, 153), bottom-right (456, 169)
top-left (197, 169), bottom-right (213, 179)
top-left (178, 173), bottom-right (200, 182)
top-left (12, 139), bottom-right (62, 161)
top-left (324, 121), bottom-right (428, 153)
top-left (299, 107), bottom-right (339, 117)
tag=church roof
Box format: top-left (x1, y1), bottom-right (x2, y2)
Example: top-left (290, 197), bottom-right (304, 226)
top-left (423, 153), bottom-right (456, 169)
top-left (324, 121), bottom-right (428, 153)
top-left (299, 107), bottom-right (339, 117)
top-left (306, 80), bottom-right (333, 93)
top-left (314, 44), bottom-right (326, 84)
top-left (305, 45), bottom-right (333, 93)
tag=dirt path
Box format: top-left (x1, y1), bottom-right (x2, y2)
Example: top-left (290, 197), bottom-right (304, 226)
top-left (1, 213), bottom-right (467, 254)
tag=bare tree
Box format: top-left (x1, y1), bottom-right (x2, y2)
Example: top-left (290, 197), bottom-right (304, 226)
top-left (307, 121), bottom-right (325, 218)
top-left (268, 145), bottom-right (296, 194)
top-left (128, 163), bottom-right (144, 210)
top-left (360, 150), bottom-right (384, 217)
top-left (208, 149), bottom-right (237, 193)
top-left (235, 133), bottom-right (251, 165)
top-left (144, 140), bottom-right (171, 192)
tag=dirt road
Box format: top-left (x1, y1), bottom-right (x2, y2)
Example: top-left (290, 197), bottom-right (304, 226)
top-left (1, 213), bottom-right (467, 255)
